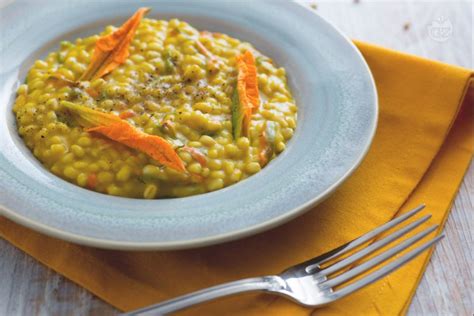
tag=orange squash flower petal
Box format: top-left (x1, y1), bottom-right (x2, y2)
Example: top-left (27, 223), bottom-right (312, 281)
top-left (87, 123), bottom-right (186, 172)
top-left (80, 7), bottom-right (150, 81)
top-left (234, 50), bottom-right (260, 137)
top-left (236, 50), bottom-right (260, 113)
top-left (61, 101), bottom-right (185, 172)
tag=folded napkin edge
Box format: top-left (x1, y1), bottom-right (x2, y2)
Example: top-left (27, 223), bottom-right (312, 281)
top-left (354, 40), bottom-right (474, 75)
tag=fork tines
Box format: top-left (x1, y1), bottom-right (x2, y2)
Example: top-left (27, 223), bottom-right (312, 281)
top-left (307, 204), bottom-right (443, 300)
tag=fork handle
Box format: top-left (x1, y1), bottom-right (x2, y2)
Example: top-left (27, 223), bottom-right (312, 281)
top-left (122, 276), bottom-right (284, 315)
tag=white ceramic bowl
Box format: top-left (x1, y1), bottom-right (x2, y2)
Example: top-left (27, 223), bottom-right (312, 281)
top-left (0, 0), bottom-right (377, 250)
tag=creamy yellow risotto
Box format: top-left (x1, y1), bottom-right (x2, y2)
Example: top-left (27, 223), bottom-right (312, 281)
top-left (13, 8), bottom-right (297, 198)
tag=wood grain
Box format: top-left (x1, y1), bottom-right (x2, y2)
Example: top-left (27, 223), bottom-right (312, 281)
top-left (409, 163), bottom-right (473, 315)
top-left (0, 1), bottom-right (472, 315)
top-left (0, 238), bottom-right (116, 316)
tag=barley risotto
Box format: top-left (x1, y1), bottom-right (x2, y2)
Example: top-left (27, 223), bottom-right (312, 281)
top-left (13, 8), bottom-right (298, 199)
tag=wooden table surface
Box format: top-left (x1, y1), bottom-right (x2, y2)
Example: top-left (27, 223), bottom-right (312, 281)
top-left (0, 1), bottom-right (472, 315)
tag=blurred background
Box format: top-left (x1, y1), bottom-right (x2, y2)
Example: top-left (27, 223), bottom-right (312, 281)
top-left (301, 0), bottom-right (472, 68)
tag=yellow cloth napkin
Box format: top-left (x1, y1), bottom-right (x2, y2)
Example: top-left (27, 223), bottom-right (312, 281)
top-left (1, 42), bottom-right (472, 315)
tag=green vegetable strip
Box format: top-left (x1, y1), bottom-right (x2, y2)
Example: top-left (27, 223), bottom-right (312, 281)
top-left (231, 86), bottom-right (244, 139)
top-left (61, 101), bottom-right (122, 127)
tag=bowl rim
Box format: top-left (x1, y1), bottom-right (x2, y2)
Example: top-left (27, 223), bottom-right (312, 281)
top-left (0, 1), bottom-right (378, 250)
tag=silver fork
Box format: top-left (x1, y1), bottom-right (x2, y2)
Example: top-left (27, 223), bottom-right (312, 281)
top-left (124, 204), bottom-right (443, 315)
